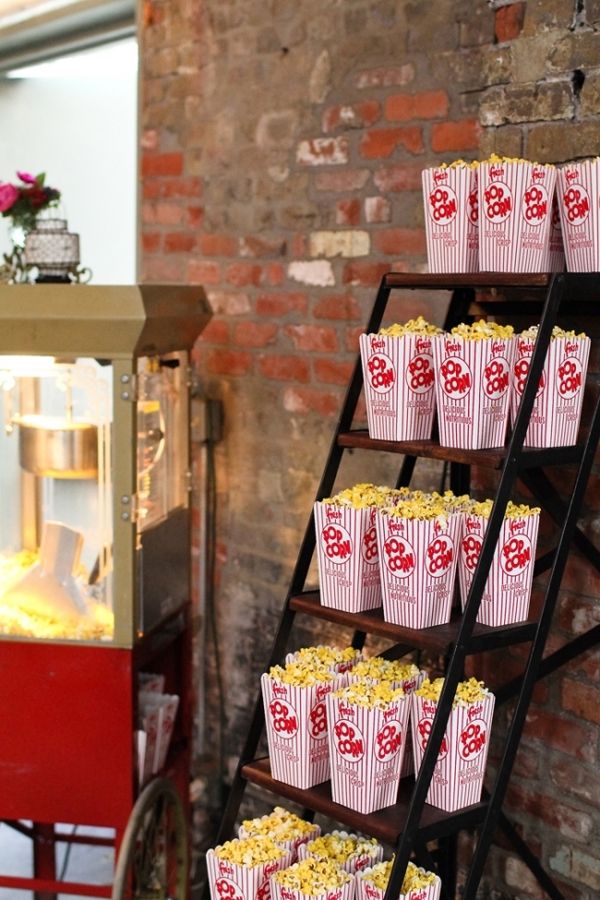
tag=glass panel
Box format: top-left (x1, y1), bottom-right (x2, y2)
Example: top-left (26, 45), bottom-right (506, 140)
top-left (0, 355), bottom-right (114, 641)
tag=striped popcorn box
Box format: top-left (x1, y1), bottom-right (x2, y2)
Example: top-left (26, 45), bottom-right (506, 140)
top-left (325, 689), bottom-right (411, 814)
top-left (261, 673), bottom-right (346, 789)
top-left (314, 502), bottom-right (382, 612)
top-left (432, 332), bottom-right (516, 450)
top-left (206, 843), bottom-right (294, 900)
top-left (270, 862), bottom-right (355, 900)
top-left (411, 687), bottom-right (495, 812)
top-left (359, 331), bottom-right (437, 442)
top-left (376, 510), bottom-right (460, 629)
top-left (356, 861), bottom-right (442, 900)
top-left (297, 832), bottom-right (383, 875)
top-left (458, 504), bottom-right (540, 627)
top-left (478, 158), bottom-right (557, 272)
top-left (511, 330), bottom-right (590, 448)
top-left (422, 162), bottom-right (479, 273)
top-left (557, 158), bottom-right (600, 271)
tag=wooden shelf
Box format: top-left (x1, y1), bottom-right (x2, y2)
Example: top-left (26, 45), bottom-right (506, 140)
top-left (242, 758), bottom-right (487, 845)
top-left (337, 431), bottom-right (584, 470)
top-left (290, 592), bottom-right (537, 654)
top-left (383, 272), bottom-right (550, 291)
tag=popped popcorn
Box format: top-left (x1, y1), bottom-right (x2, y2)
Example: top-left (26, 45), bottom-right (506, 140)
top-left (351, 657), bottom-right (419, 683)
top-left (273, 857), bottom-right (352, 895)
top-left (416, 676), bottom-right (489, 708)
top-left (333, 680), bottom-right (405, 710)
top-left (378, 316), bottom-right (443, 337)
top-left (214, 836), bottom-right (287, 868)
top-left (268, 661), bottom-right (336, 688)
top-left (450, 319), bottom-right (514, 340)
top-left (321, 483), bottom-right (410, 509)
top-left (468, 498), bottom-right (541, 518)
top-left (288, 645), bottom-right (360, 672)
top-left (240, 807), bottom-right (317, 843)
top-left (303, 832), bottom-right (381, 865)
top-left (360, 859), bottom-right (437, 893)
top-left (519, 324), bottom-right (587, 340)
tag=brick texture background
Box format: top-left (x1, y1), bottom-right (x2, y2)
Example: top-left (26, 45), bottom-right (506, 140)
top-left (139, 1), bottom-right (600, 895)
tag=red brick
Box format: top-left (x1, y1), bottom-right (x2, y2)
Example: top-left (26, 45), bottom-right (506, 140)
top-left (322, 100), bottom-right (381, 133)
top-left (258, 354), bottom-right (310, 383)
top-left (141, 152), bottom-right (184, 177)
top-left (205, 348), bottom-right (252, 376)
top-left (240, 236), bottom-right (286, 257)
top-left (360, 126), bottom-right (424, 159)
top-left (143, 177), bottom-right (202, 199)
top-left (233, 322), bottom-right (278, 348)
top-left (495, 2), bottom-right (526, 42)
top-left (346, 325), bottom-right (366, 352)
top-left (364, 196), bottom-right (392, 224)
top-left (262, 262), bottom-right (286, 285)
top-left (142, 201), bottom-right (183, 226)
top-left (283, 386), bottom-right (340, 417)
top-left (314, 358), bottom-right (355, 385)
top-left (373, 228), bottom-right (426, 255)
top-left (256, 292), bottom-right (309, 317)
top-left (505, 783), bottom-right (594, 840)
top-left (187, 260), bottom-right (221, 285)
top-left (142, 232), bottom-right (161, 253)
top-left (313, 294), bottom-right (362, 321)
top-left (385, 90), bottom-right (449, 122)
top-left (297, 136), bottom-right (349, 165)
top-left (315, 169), bottom-right (371, 192)
top-left (164, 232), bottom-right (197, 253)
top-left (198, 318), bottom-right (230, 345)
top-left (335, 198), bottom-right (361, 226)
top-left (142, 257), bottom-right (184, 281)
top-left (431, 118), bottom-right (480, 152)
top-left (200, 234), bottom-right (239, 256)
top-left (187, 206), bottom-right (204, 228)
top-left (342, 261), bottom-right (391, 287)
top-left (225, 263), bottom-right (262, 286)
top-left (523, 709), bottom-right (596, 763)
top-left (373, 163), bottom-right (424, 192)
top-left (561, 679), bottom-right (600, 725)
top-left (284, 324), bottom-right (338, 353)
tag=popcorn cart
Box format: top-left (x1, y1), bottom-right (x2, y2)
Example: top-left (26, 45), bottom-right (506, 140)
top-left (0, 284), bottom-right (210, 899)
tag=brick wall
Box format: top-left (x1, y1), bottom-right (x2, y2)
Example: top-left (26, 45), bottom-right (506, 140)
top-left (139, 0), bottom-right (599, 895)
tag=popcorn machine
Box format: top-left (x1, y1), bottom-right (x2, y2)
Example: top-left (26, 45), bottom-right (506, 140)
top-left (0, 284), bottom-right (210, 898)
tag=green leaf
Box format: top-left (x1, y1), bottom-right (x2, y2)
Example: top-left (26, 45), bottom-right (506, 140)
top-left (36, 172), bottom-right (46, 186)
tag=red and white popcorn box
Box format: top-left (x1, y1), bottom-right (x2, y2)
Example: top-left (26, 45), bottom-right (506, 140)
top-left (478, 159), bottom-right (557, 272)
top-left (356, 865), bottom-right (442, 900)
top-left (139, 691), bottom-right (180, 777)
top-left (458, 511), bottom-right (540, 627)
top-left (557, 159), bottom-right (600, 271)
top-left (261, 673), bottom-right (346, 789)
top-left (511, 332), bottom-right (590, 447)
top-left (376, 511), bottom-right (460, 629)
top-left (206, 848), bottom-right (294, 900)
top-left (297, 832), bottom-right (383, 875)
top-left (314, 502), bottom-right (382, 612)
top-left (432, 333), bottom-right (516, 450)
top-left (325, 691), bottom-right (411, 814)
top-left (270, 872), bottom-right (355, 900)
top-left (422, 163), bottom-right (479, 273)
top-left (411, 691), bottom-right (495, 812)
top-left (359, 332), bottom-right (437, 442)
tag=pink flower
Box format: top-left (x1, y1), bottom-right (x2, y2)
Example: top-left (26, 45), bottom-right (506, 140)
top-left (17, 170), bottom-right (36, 184)
top-left (0, 183), bottom-right (19, 212)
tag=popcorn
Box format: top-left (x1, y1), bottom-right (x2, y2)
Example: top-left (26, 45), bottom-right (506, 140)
top-left (286, 645), bottom-right (361, 674)
top-left (519, 324), bottom-right (586, 340)
top-left (415, 677), bottom-right (489, 708)
top-left (359, 860), bottom-right (438, 894)
top-left (322, 483), bottom-right (409, 509)
top-left (450, 319), bottom-right (514, 340)
top-left (378, 317), bottom-right (442, 337)
top-left (214, 837), bottom-right (287, 868)
top-left (467, 499), bottom-right (540, 518)
top-left (206, 837), bottom-right (293, 900)
top-left (299, 832), bottom-right (383, 874)
top-left (239, 807), bottom-right (321, 862)
top-left (272, 857), bottom-right (353, 897)
top-left (422, 161), bottom-right (479, 273)
top-left (351, 658), bottom-right (420, 684)
top-left (268, 662), bottom-right (336, 688)
top-left (333, 680), bottom-right (405, 710)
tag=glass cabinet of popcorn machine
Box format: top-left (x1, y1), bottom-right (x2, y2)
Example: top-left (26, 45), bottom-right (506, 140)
top-left (0, 285), bottom-right (210, 885)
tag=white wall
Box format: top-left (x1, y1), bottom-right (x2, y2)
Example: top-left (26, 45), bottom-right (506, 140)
top-left (0, 39), bottom-right (137, 284)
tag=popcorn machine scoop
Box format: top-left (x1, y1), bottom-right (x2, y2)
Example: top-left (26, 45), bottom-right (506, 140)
top-left (0, 284), bottom-right (210, 898)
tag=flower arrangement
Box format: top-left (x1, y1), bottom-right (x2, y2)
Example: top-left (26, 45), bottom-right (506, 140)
top-left (0, 171), bottom-right (61, 234)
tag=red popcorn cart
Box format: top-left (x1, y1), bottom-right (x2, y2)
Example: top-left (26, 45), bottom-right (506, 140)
top-left (0, 284), bottom-right (210, 898)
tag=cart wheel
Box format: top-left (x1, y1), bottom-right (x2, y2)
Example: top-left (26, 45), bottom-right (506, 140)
top-left (112, 777), bottom-right (189, 900)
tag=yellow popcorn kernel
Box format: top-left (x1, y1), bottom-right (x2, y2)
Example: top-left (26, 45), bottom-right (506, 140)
top-left (322, 484), bottom-right (410, 510)
top-left (450, 319), bottom-right (514, 340)
top-left (361, 860), bottom-right (437, 893)
top-left (378, 316), bottom-right (443, 337)
top-left (214, 836), bottom-right (286, 867)
top-left (468, 498), bottom-right (540, 518)
top-left (290, 645), bottom-right (360, 671)
top-left (241, 807), bottom-right (316, 841)
top-left (334, 680), bottom-right (406, 709)
top-left (520, 324), bottom-right (587, 340)
top-left (269, 661), bottom-right (336, 687)
top-left (351, 658), bottom-right (419, 684)
top-left (274, 857), bottom-right (352, 894)
top-left (483, 155), bottom-right (553, 168)
top-left (305, 833), bottom-right (380, 865)
top-left (415, 676), bottom-right (488, 708)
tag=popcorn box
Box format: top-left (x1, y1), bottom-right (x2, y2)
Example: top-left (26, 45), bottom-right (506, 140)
top-left (359, 332), bottom-right (437, 442)
top-left (270, 872), bottom-right (355, 900)
top-left (314, 502), bottom-right (382, 612)
top-left (557, 159), bottom-right (600, 271)
top-left (356, 864), bottom-right (442, 900)
top-left (375, 510), bottom-right (460, 629)
top-left (138, 691), bottom-right (180, 779)
top-left (206, 847), bottom-right (294, 900)
top-left (432, 333), bottom-right (516, 450)
top-left (346, 666), bottom-right (427, 778)
top-left (478, 159), bottom-right (557, 272)
top-left (411, 691), bottom-right (495, 812)
top-left (458, 510), bottom-right (539, 627)
top-left (422, 163), bottom-right (479, 273)
top-left (297, 832), bottom-right (384, 875)
top-left (511, 333), bottom-right (590, 448)
top-left (325, 691), bottom-right (411, 814)
top-left (261, 673), bottom-right (346, 789)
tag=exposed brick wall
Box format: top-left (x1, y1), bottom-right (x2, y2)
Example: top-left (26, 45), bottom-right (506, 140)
top-left (139, 0), bottom-right (599, 895)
